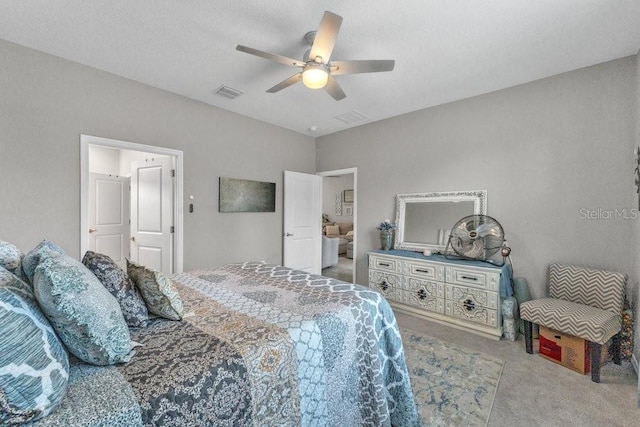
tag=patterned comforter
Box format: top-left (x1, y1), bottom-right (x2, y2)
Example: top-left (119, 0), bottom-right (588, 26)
top-left (32, 262), bottom-right (419, 426)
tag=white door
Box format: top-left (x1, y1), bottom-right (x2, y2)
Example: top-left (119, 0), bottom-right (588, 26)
top-left (130, 157), bottom-right (174, 273)
top-left (283, 171), bottom-right (322, 274)
top-left (88, 173), bottom-right (130, 269)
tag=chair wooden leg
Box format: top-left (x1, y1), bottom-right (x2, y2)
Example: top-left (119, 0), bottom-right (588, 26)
top-left (612, 332), bottom-right (622, 365)
top-left (589, 341), bottom-right (602, 383)
top-left (524, 320), bottom-right (533, 354)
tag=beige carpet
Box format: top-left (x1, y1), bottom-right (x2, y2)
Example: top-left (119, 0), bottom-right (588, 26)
top-left (401, 327), bottom-right (504, 426)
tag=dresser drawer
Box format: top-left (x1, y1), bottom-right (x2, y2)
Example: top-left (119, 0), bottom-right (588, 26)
top-left (406, 277), bottom-right (444, 297)
top-left (445, 266), bottom-right (500, 291)
top-left (444, 284), bottom-right (498, 310)
top-left (369, 254), bottom-right (400, 273)
top-left (445, 283), bottom-right (499, 329)
top-left (402, 279), bottom-right (444, 313)
top-left (405, 260), bottom-right (444, 281)
top-left (445, 300), bottom-right (498, 327)
top-left (369, 270), bottom-right (401, 301)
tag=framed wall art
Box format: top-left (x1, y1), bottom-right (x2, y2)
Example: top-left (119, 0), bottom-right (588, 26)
top-left (219, 177), bottom-right (276, 212)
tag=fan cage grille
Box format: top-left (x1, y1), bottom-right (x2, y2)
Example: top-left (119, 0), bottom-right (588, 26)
top-left (448, 214), bottom-right (505, 260)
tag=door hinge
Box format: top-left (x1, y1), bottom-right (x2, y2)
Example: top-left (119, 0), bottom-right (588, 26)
top-left (170, 226), bottom-right (175, 233)
top-left (171, 169), bottom-right (175, 177)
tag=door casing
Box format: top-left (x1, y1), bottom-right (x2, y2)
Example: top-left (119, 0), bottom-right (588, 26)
top-left (317, 167), bottom-right (357, 284)
top-left (80, 134), bottom-right (184, 272)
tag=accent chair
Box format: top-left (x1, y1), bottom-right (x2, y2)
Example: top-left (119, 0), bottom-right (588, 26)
top-left (520, 263), bottom-right (627, 383)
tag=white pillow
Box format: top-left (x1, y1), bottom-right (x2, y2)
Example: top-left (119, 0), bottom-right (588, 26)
top-left (325, 225), bottom-right (340, 237)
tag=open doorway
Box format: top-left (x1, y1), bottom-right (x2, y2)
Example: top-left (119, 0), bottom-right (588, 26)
top-left (317, 168), bottom-right (357, 283)
top-left (80, 135), bottom-right (184, 273)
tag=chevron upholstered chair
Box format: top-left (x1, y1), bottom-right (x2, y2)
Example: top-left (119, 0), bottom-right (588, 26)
top-left (520, 263), bottom-right (627, 382)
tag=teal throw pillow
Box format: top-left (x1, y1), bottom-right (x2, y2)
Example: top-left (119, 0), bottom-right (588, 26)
top-left (0, 240), bottom-right (28, 283)
top-left (33, 255), bottom-right (135, 365)
top-left (127, 259), bottom-right (184, 321)
top-left (0, 267), bottom-right (69, 424)
top-left (22, 240), bottom-right (66, 283)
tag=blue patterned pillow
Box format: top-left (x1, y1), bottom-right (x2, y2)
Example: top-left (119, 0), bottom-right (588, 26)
top-left (82, 251), bottom-right (149, 328)
top-left (0, 240), bottom-right (27, 283)
top-left (33, 255), bottom-right (135, 365)
top-left (0, 268), bottom-right (31, 297)
top-left (127, 260), bottom-right (184, 321)
top-left (0, 267), bottom-right (69, 424)
top-left (22, 240), bottom-right (66, 283)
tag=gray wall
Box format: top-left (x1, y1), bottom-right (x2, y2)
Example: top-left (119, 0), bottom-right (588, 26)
top-left (0, 39), bottom-right (315, 269)
top-left (317, 56), bottom-right (638, 301)
top-left (322, 174), bottom-right (354, 223)
top-left (634, 50), bottom-right (640, 381)
top-left (1, 37), bottom-right (638, 307)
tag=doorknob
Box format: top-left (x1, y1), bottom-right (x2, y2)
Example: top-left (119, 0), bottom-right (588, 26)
top-left (88, 228), bottom-right (97, 233)
top-left (129, 236), bottom-right (136, 242)
top-left (285, 232), bottom-right (293, 237)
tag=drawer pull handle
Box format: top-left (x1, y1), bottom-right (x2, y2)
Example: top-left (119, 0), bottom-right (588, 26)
top-left (415, 268), bottom-right (430, 273)
top-left (416, 289), bottom-right (428, 300)
top-left (379, 280), bottom-right (390, 291)
top-left (461, 276), bottom-right (478, 281)
top-left (380, 263), bottom-right (391, 267)
top-left (463, 299), bottom-right (475, 311)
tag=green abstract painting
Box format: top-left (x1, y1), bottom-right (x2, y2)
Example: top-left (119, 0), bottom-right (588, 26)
top-left (219, 177), bottom-right (276, 212)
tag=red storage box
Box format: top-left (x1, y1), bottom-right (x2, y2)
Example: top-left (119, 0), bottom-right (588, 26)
top-left (538, 326), bottom-right (608, 374)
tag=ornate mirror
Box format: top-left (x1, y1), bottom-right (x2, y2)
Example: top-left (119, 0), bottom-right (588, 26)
top-left (394, 190), bottom-right (487, 252)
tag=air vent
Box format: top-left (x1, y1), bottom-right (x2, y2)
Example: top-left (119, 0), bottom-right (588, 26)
top-left (215, 85), bottom-right (243, 99)
top-left (333, 110), bottom-right (367, 124)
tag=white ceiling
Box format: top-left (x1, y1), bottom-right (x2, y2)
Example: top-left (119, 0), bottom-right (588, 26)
top-left (1, 1), bottom-right (640, 136)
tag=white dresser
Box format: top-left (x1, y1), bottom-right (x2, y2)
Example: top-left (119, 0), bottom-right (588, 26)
top-left (367, 250), bottom-right (510, 340)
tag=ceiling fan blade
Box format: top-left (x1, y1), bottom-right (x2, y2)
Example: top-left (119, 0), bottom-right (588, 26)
top-left (309, 11), bottom-right (343, 63)
top-left (236, 45), bottom-right (304, 67)
top-left (324, 75), bottom-right (346, 101)
top-left (330, 59), bottom-right (395, 75)
top-left (266, 73), bottom-right (302, 93)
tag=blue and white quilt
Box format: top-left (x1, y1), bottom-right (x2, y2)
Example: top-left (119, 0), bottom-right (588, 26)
top-left (33, 262), bottom-right (419, 426)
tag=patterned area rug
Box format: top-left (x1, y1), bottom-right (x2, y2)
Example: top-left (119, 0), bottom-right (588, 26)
top-left (401, 328), bottom-right (504, 427)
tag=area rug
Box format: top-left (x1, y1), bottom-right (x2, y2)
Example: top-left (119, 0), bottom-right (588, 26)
top-left (401, 328), bottom-right (505, 426)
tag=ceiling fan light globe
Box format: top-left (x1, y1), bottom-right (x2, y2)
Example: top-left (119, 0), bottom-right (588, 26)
top-left (302, 64), bottom-right (329, 89)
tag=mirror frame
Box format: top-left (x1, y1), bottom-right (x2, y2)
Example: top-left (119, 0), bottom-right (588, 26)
top-left (394, 190), bottom-right (487, 252)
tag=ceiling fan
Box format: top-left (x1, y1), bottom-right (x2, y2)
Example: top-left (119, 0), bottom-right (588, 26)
top-left (236, 11), bottom-right (395, 101)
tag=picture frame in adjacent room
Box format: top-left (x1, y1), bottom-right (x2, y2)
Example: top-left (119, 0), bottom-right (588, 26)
top-left (343, 189), bottom-right (354, 203)
top-left (345, 205), bottom-right (353, 216)
top-left (219, 177), bottom-right (276, 212)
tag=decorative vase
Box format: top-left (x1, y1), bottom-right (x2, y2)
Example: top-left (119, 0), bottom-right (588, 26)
top-left (380, 230), bottom-right (393, 250)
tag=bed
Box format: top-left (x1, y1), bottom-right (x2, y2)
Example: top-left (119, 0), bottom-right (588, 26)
top-left (24, 261), bottom-right (419, 426)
